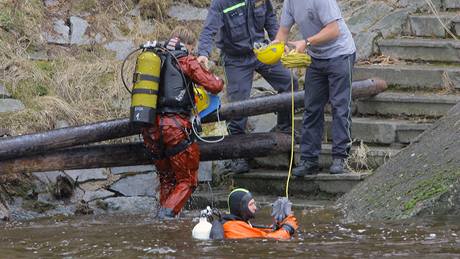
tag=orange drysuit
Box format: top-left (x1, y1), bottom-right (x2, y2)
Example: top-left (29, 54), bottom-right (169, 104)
top-left (142, 42), bottom-right (223, 216)
top-left (222, 215), bottom-right (298, 240)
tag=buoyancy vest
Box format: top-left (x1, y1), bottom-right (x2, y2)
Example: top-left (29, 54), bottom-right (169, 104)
top-left (157, 49), bottom-right (194, 114)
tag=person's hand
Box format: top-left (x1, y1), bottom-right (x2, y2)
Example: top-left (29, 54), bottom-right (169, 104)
top-left (271, 197), bottom-right (292, 223)
top-left (280, 214), bottom-right (298, 235)
top-left (197, 56), bottom-right (209, 69)
top-left (288, 40), bottom-right (307, 53)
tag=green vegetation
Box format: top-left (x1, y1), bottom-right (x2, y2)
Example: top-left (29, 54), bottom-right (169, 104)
top-left (403, 172), bottom-right (459, 211)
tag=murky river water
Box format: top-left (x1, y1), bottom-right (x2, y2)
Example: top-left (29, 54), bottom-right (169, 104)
top-left (1, 206), bottom-right (459, 258)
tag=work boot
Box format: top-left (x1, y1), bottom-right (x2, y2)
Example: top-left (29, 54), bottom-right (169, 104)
top-left (292, 159), bottom-right (320, 177)
top-left (329, 158), bottom-right (349, 174)
top-left (157, 207), bottom-right (175, 220)
top-left (274, 111), bottom-right (300, 143)
top-left (230, 159), bottom-right (250, 174)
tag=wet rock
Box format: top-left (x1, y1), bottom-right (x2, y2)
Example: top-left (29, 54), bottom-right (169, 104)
top-left (44, 0), bottom-right (59, 7)
top-left (27, 50), bottom-right (50, 61)
top-left (99, 196), bottom-right (158, 214)
top-left (110, 173), bottom-right (158, 197)
top-left (168, 4), bottom-right (208, 21)
top-left (33, 171), bottom-right (65, 185)
top-left (198, 161), bottom-right (213, 182)
top-left (64, 168), bottom-right (108, 183)
top-left (75, 200), bottom-right (94, 215)
top-left (83, 190), bottom-right (115, 202)
top-left (252, 78), bottom-right (276, 93)
top-left (354, 31), bottom-right (380, 60)
top-left (70, 16), bottom-right (90, 45)
top-left (347, 2), bottom-right (393, 34)
top-left (0, 84), bottom-right (11, 98)
top-left (127, 4), bottom-right (141, 17)
top-left (53, 175), bottom-right (75, 200)
top-left (338, 102), bottom-right (460, 222)
top-left (110, 165), bottom-right (155, 175)
top-left (248, 113), bottom-right (277, 133)
top-left (370, 8), bottom-right (411, 38)
top-left (43, 18), bottom-right (70, 45)
top-left (0, 127), bottom-right (10, 137)
top-left (54, 120), bottom-right (70, 129)
top-left (139, 20), bottom-right (156, 36)
top-left (0, 202), bottom-right (10, 221)
top-left (104, 40), bottom-right (135, 60)
top-left (94, 33), bottom-right (106, 44)
top-left (398, 0), bottom-right (442, 11)
top-left (0, 99), bottom-right (25, 113)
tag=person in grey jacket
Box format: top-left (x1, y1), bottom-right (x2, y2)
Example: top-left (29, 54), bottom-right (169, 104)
top-left (274, 0), bottom-right (356, 175)
top-left (197, 0), bottom-right (298, 174)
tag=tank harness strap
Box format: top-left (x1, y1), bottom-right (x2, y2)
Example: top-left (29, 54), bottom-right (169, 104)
top-left (148, 115), bottom-right (195, 159)
top-left (162, 115), bottom-right (195, 157)
top-left (131, 89), bottom-right (159, 95)
top-left (133, 73), bottom-right (160, 83)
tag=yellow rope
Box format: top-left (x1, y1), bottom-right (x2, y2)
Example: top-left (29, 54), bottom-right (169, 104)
top-left (281, 50), bottom-right (312, 69)
top-left (280, 51), bottom-right (311, 198)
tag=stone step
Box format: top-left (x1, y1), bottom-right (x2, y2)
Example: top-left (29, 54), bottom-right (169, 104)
top-left (354, 63), bottom-right (460, 89)
top-left (294, 115), bottom-right (431, 144)
top-left (355, 91), bottom-right (460, 117)
top-left (409, 12), bottom-right (460, 38)
top-left (254, 144), bottom-right (400, 170)
top-left (378, 38), bottom-right (460, 63)
top-left (232, 170), bottom-right (370, 197)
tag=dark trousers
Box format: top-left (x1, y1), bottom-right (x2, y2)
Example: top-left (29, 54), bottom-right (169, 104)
top-left (300, 53), bottom-right (356, 160)
top-left (223, 53), bottom-right (298, 135)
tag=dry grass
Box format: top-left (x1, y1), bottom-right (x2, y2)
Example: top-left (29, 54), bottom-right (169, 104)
top-left (0, 0), bottom-right (211, 136)
top-left (138, 0), bottom-right (172, 21)
top-left (346, 140), bottom-right (371, 173)
top-left (0, 0), bottom-right (179, 135)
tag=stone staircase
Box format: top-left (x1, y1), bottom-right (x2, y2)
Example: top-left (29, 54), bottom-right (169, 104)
top-left (232, 4), bottom-right (460, 198)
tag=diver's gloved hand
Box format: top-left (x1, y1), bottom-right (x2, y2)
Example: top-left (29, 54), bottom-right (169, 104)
top-left (271, 197), bottom-right (292, 223)
top-left (280, 214), bottom-right (298, 235)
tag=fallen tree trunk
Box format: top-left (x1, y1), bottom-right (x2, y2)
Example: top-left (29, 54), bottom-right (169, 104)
top-left (0, 133), bottom-right (291, 174)
top-left (0, 78), bottom-right (386, 160)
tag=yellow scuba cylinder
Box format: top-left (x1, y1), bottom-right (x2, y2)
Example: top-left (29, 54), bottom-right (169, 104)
top-left (130, 49), bottom-right (161, 125)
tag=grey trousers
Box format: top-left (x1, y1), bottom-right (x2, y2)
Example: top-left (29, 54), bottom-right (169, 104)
top-left (300, 53), bottom-right (356, 160)
top-left (223, 53), bottom-right (298, 135)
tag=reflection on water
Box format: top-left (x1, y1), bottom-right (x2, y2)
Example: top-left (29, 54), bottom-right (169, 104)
top-left (0, 207), bottom-right (459, 258)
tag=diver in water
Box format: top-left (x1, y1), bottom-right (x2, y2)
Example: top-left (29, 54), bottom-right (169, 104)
top-left (210, 188), bottom-right (298, 239)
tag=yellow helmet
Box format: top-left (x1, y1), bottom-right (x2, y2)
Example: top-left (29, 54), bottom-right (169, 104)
top-left (253, 42), bottom-right (285, 65)
top-left (194, 86), bottom-right (210, 113)
top-left (194, 86), bottom-right (221, 118)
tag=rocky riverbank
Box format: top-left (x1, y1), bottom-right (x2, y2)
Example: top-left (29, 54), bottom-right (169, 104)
top-left (338, 102), bottom-right (460, 222)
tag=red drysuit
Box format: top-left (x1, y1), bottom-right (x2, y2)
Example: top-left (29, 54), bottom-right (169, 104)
top-left (142, 54), bottom-right (223, 216)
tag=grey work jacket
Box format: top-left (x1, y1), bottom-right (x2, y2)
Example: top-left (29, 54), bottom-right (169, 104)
top-left (197, 0), bottom-right (279, 57)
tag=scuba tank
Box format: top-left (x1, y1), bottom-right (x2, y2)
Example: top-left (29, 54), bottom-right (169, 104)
top-left (192, 206), bottom-right (213, 240)
top-left (129, 42), bottom-right (162, 125)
